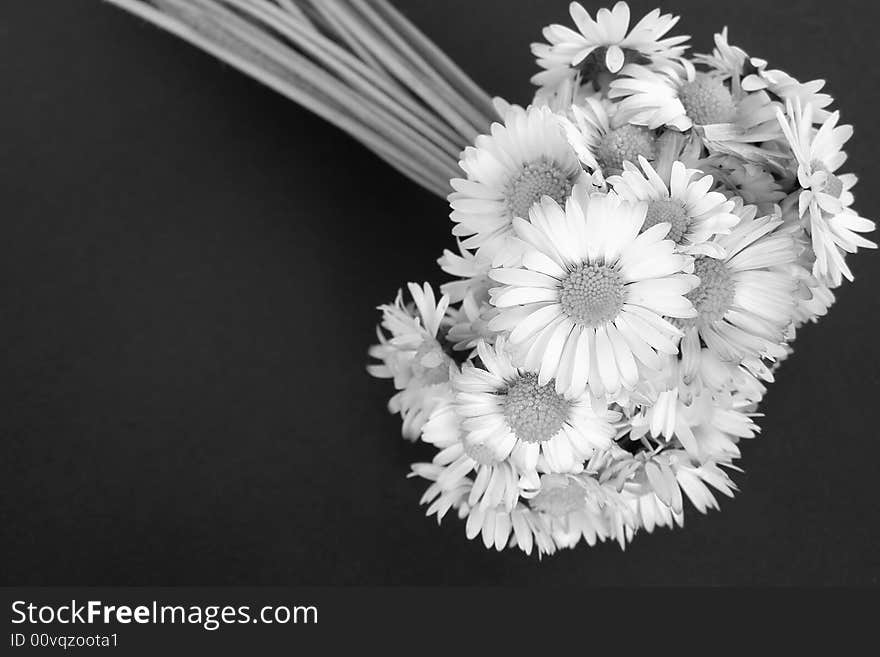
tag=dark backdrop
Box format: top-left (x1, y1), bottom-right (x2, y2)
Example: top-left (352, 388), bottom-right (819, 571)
top-left (2, 0), bottom-right (878, 585)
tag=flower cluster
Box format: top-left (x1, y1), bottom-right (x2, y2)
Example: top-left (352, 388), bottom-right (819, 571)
top-left (369, 2), bottom-right (874, 556)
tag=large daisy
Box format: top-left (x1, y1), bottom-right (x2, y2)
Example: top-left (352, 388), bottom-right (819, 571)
top-left (676, 204), bottom-right (799, 364)
top-left (453, 339), bottom-right (618, 475)
top-left (775, 99), bottom-right (876, 285)
top-left (607, 157), bottom-right (740, 254)
top-left (487, 189), bottom-right (697, 397)
top-left (531, 2), bottom-right (688, 94)
top-left (448, 104), bottom-right (587, 255)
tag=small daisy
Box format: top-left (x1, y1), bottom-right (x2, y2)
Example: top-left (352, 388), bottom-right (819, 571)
top-left (531, 2), bottom-right (688, 94)
top-left (419, 399), bottom-right (535, 512)
top-left (607, 157), bottom-right (740, 254)
top-left (368, 283), bottom-right (454, 439)
top-left (414, 456), bottom-right (558, 555)
top-left (603, 447), bottom-right (737, 529)
top-left (449, 104), bottom-right (588, 254)
top-left (775, 100), bottom-right (876, 285)
top-left (609, 61), bottom-right (782, 165)
top-left (560, 95), bottom-right (659, 177)
top-left (692, 28), bottom-right (748, 87)
top-left (524, 473), bottom-right (629, 549)
top-left (602, 448), bottom-right (684, 516)
top-left (488, 189), bottom-right (697, 397)
top-left (631, 386), bottom-right (758, 460)
top-left (676, 204), bottom-right (799, 364)
top-left (744, 59), bottom-right (834, 122)
top-left (453, 339), bottom-right (618, 475)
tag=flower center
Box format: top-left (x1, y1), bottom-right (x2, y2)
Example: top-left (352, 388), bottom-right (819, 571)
top-left (685, 256), bottom-right (734, 325)
top-left (529, 478), bottom-right (585, 517)
top-left (644, 199), bottom-right (689, 243)
top-left (596, 124), bottom-right (656, 172)
top-left (462, 438), bottom-right (501, 466)
top-left (505, 159), bottom-right (574, 221)
top-left (502, 373), bottom-right (571, 444)
top-left (412, 340), bottom-right (450, 385)
top-left (558, 263), bottom-right (625, 327)
top-left (678, 73), bottom-right (736, 125)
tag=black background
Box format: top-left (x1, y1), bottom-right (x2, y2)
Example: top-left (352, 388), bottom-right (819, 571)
top-left (2, 0), bottom-right (878, 585)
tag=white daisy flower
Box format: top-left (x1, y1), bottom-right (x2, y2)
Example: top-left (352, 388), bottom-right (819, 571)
top-left (602, 447), bottom-right (737, 532)
top-left (559, 95), bottom-right (658, 177)
top-left (488, 189), bottom-right (697, 397)
top-left (775, 100), bottom-right (876, 285)
top-left (607, 156), bottom-right (740, 254)
top-left (631, 386), bottom-right (758, 461)
top-left (525, 472), bottom-right (630, 550)
top-left (368, 283), bottom-right (454, 439)
top-left (700, 28), bottom-right (834, 123)
top-left (692, 28), bottom-right (748, 86)
top-left (531, 2), bottom-right (688, 94)
top-left (601, 448), bottom-right (684, 517)
top-left (744, 59), bottom-right (834, 123)
top-left (419, 399), bottom-right (535, 512)
top-left (453, 338), bottom-right (618, 476)
top-left (414, 455), bottom-right (558, 555)
top-left (448, 104), bottom-right (588, 254)
top-left (677, 205), bottom-right (799, 364)
top-left (609, 61), bottom-right (783, 165)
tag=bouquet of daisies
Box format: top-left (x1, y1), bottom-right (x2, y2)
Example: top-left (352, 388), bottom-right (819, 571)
top-left (113, 1), bottom-right (874, 556)
top-left (367, 3), bottom-right (875, 556)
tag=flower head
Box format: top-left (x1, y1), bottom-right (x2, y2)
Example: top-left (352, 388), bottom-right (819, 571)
top-left (488, 188), bottom-right (697, 397)
top-left (453, 339), bottom-right (618, 475)
top-left (368, 283), bottom-right (454, 439)
top-left (532, 2), bottom-right (688, 95)
top-left (449, 105), bottom-right (587, 255)
top-left (677, 204), bottom-right (799, 364)
top-left (775, 100), bottom-right (876, 285)
top-left (607, 157), bottom-right (739, 254)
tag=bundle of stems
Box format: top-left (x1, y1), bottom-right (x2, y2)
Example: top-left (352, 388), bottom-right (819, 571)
top-left (104, 0), bottom-right (498, 197)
